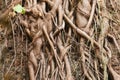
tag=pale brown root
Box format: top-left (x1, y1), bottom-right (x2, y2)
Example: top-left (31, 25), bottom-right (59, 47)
top-left (64, 55), bottom-right (73, 80)
top-left (53, 21), bottom-right (65, 37)
top-left (80, 38), bottom-right (92, 80)
top-left (104, 38), bottom-right (112, 58)
top-left (96, 1), bottom-right (111, 79)
top-left (45, 48), bottom-right (55, 77)
top-left (40, 52), bottom-right (46, 79)
top-left (29, 50), bottom-right (37, 71)
top-left (63, 0), bottom-right (69, 15)
top-left (49, 0), bottom-right (61, 16)
top-left (45, 65), bottom-right (50, 79)
top-left (57, 34), bottom-right (73, 79)
top-left (94, 60), bottom-right (100, 80)
top-left (88, 68), bottom-right (96, 80)
top-left (43, 25), bottom-right (62, 67)
top-left (28, 61), bottom-right (36, 80)
top-left (108, 63), bottom-right (120, 80)
top-left (35, 60), bottom-right (41, 78)
top-left (107, 34), bottom-right (120, 53)
top-left (64, 14), bottom-right (100, 48)
top-left (58, 4), bottom-right (64, 26)
top-left (2, 0), bottom-right (119, 80)
top-left (57, 37), bottom-right (71, 60)
top-left (39, 62), bottom-right (43, 80)
top-left (85, 0), bottom-right (97, 29)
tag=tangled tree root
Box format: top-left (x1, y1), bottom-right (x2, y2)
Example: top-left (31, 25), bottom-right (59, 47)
top-left (0, 0), bottom-right (120, 80)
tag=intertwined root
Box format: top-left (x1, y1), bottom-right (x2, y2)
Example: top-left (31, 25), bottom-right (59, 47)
top-left (10, 0), bottom-right (120, 80)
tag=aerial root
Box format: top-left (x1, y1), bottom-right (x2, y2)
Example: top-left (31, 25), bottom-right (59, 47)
top-left (8, 0), bottom-right (120, 80)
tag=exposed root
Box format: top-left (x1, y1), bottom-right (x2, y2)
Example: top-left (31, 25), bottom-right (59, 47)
top-left (1, 0), bottom-right (120, 80)
top-left (108, 63), bottom-right (120, 80)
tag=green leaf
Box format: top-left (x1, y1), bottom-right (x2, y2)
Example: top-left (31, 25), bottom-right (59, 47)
top-left (13, 4), bottom-right (25, 14)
